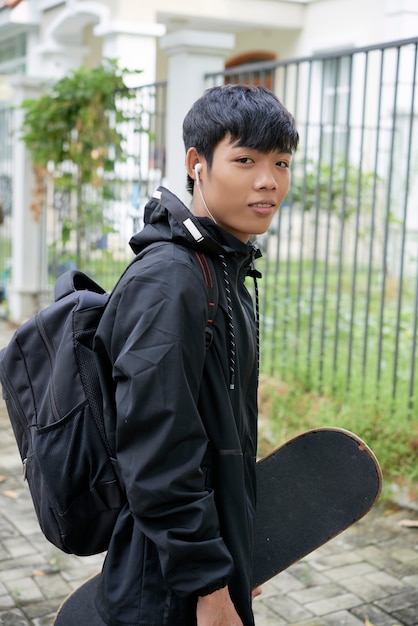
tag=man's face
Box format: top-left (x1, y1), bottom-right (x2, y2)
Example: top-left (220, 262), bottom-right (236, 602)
top-left (191, 135), bottom-right (292, 243)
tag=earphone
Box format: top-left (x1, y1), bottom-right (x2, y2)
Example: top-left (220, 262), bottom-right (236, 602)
top-left (194, 162), bottom-right (202, 185)
top-left (193, 163), bottom-right (217, 224)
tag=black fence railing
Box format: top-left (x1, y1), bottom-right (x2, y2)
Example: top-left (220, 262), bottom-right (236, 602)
top-left (3, 38), bottom-right (417, 417)
top-left (206, 38), bottom-right (418, 417)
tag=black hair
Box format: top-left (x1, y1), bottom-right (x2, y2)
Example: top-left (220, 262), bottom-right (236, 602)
top-left (183, 84), bottom-right (299, 194)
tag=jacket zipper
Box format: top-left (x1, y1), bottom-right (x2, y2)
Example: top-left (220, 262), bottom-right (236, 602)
top-left (229, 264), bottom-right (257, 453)
top-left (237, 264), bottom-right (257, 403)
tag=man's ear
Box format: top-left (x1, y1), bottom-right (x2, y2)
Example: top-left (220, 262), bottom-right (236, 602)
top-left (186, 147), bottom-right (202, 180)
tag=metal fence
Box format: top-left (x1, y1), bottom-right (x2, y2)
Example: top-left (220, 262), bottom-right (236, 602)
top-left (2, 38), bottom-right (417, 417)
top-left (206, 37), bottom-right (418, 417)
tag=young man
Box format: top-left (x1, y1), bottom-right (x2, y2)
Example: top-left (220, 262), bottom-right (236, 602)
top-left (94, 84), bottom-right (299, 626)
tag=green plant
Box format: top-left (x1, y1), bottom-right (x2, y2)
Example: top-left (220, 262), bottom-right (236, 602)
top-left (20, 59), bottom-right (142, 269)
top-left (291, 158), bottom-right (376, 220)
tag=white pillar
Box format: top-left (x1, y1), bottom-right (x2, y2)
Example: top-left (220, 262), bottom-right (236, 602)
top-left (95, 21), bottom-right (166, 87)
top-left (8, 77), bottom-right (47, 324)
top-left (160, 30), bottom-right (235, 203)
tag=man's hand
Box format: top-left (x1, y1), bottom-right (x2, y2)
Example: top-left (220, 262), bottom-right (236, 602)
top-left (252, 586), bottom-right (262, 599)
top-left (196, 586), bottom-right (243, 626)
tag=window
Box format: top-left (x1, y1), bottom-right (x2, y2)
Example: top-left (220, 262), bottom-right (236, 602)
top-left (225, 51), bottom-right (276, 90)
top-left (0, 33), bottom-right (26, 75)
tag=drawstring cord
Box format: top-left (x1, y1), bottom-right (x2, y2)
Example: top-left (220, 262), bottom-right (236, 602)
top-left (219, 253), bottom-right (261, 390)
top-left (219, 254), bottom-right (236, 390)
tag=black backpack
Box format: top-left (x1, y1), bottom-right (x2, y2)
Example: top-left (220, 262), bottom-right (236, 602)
top-left (0, 245), bottom-right (218, 557)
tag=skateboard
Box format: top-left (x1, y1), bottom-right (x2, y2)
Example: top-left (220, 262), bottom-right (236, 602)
top-left (252, 427), bottom-right (382, 586)
top-left (54, 427), bottom-right (382, 624)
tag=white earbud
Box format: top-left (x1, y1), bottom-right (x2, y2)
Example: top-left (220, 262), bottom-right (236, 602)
top-left (194, 163), bottom-right (202, 184)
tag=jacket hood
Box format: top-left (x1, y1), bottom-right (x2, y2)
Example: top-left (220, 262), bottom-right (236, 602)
top-left (128, 186), bottom-right (263, 393)
top-left (129, 186), bottom-right (259, 262)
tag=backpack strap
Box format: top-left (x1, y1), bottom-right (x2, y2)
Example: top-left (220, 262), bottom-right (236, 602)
top-left (194, 251), bottom-right (218, 349)
top-left (136, 245), bottom-right (219, 349)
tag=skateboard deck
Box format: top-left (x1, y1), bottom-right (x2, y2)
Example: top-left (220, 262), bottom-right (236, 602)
top-left (252, 427), bottom-right (382, 586)
top-left (54, 427), bottom-right (382, 624)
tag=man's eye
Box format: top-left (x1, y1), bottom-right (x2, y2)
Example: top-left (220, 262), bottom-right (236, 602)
top-left (277, 161), bottom-right (289, 168)
top-left (237, 157), bottom-right (253, 164)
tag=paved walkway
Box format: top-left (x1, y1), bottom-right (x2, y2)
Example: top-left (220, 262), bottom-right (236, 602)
top-left (0, 319), bottom-right (418, 626)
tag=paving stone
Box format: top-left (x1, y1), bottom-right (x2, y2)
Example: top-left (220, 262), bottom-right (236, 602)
top-left (306, 550), bottom-right (362, 571)
top-left (364, 569), bottom-right (410, 591)
top-left (0, 593), bottom-right (15, 610)
top-left (322, 561), bottom-right (377, 581)
top-left (288, 583), bottom-right (346, 605)
top-left (0, 552), bottom-right (53, 573)
top-left (355, 544), bottom-right (400, 569)
top-left (339, 575), bottom-right (389, 603)
top-left (304, 592), bottom-right (362, 616)
top-left (21, 599), bottom-right (60, 621)
top-left (392, 607), bottom-right (418, 626)
top-left (391, 559), bottom-right (418, 578)
top-left (0, 521), bottom-right (19, 541)
top-left (0, 608), bottom-right (31, 625)
top-left (388, 548), bottom-right (418, 563)
top-left (262, 571), bottom-right (306, 595)
top-left (7, 518), bottom-right (44, 539)
top-left (314, 610), bottom-right (365, 626)
top-left (0, 566), bottom-right (39, 586)
top-left (2, 537), bottom-right (39, 560)
top-left (287, 561), bottom-right (332, 587)
top-left (350, 603), bottom-right (401, 626)
top-left (253, 599), bottom-right (288, 625)
top-left (32, 615), bottom-right (55, 626)
top-left (4, 577), bottom-right (44, 605)
top-left (60, 565), bottom-right (102, 588)
top-left (375, 588), bottom-right (418, 611)
top-left (32, 574), bottom-right (71, 602)
top-left (404, 574), bottom-right (418, 587)
top-left (264, 595), bottom-right (314, 622)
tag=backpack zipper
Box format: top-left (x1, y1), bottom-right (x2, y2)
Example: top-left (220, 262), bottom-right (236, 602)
top-left (0, 359), bottom-right (30, 479)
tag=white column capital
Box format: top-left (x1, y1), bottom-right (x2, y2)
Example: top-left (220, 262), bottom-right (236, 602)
top-left (160, 29), bottom-right (235, 58)
top-left (93, 20), bottom-right (166, 38)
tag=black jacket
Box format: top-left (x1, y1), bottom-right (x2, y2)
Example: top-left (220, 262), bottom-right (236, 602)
top-left (94, 187), bottom-right (260, 625)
